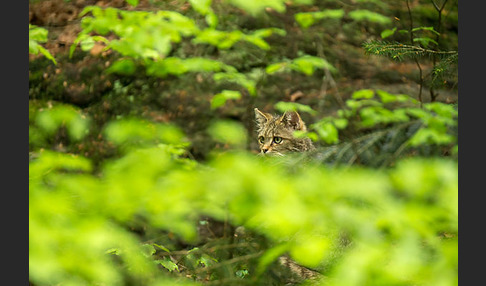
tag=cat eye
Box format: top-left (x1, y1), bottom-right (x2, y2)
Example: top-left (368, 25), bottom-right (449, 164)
top-left (273, 136), bottom-right (283, 144)
top-left (258, 136), bottom-right (265, 144)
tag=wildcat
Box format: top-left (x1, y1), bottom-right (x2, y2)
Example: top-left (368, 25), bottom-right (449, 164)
top-left (254, 108), bottom-right (315, 155)
top-left (254, 108), bottom-right (323, 282)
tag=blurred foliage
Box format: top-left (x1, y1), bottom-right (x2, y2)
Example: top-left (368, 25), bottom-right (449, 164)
top-left (295, 9), bottom-right (345, 29)
top-left (266, 55), bottom-right (337, 76)
top-left (30, 113), bottom-right (458, 285)
top-left (29, 102), bottom-right (91, 152)
top-left (29, 24), bottom-right (57, 65)
top-left (29, 0), bottom-right (458, 285)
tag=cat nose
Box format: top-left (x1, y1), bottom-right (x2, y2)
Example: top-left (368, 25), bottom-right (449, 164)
top-left (262, 147), bottom-right (269, 153)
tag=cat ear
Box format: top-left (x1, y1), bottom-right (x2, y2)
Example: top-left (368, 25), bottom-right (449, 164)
top-left (278, 111), bottom-right (307, 131)
top-left (254, 108), bottom-right (273, 127)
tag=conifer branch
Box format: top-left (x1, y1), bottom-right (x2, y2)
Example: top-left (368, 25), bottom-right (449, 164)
top-left (363, 41), bottom-right (457, 61)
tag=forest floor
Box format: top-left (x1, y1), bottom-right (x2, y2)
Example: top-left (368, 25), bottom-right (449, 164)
top-left (29, 0), bottom-right (458, 161)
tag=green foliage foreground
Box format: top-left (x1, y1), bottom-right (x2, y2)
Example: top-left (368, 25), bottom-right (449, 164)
top-left (29, 0), bottom-right (458, 284)
top-left (29, 119), bottom-right (457, 286)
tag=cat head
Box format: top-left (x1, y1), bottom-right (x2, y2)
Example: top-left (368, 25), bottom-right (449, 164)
top-left (254, 108), bottom-right (313, 156)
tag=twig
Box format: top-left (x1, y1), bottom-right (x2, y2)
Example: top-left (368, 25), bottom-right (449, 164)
top-left (406, 0), bottom-right (424, 107)
top-left (430, 0), bottom-right (450, 102)
top-left (315, 35), bottom-right (346, 111)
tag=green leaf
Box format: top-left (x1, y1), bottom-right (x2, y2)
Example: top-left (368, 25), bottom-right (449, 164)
top-left (359, 105), bottom-right (409, 127)
top-left (391, 109), bottom-right (410, 122)
top-left (242, 35), bottom-right (270, 50)
top-left (313, 9), bottom-right (345, 20)
top-left (198, 254), bottom-right (218, 267)
top-left (274, 101), bottom-right (317, 115)
top-left (205, 12), bottom-right (219, 28)
top-left (252, 28), bottom-right (286, 38)
top-left (406, 107), bottom-right (429, 119)
top-left (155, 258), bottom-right (179, 272)
top-left (153, 244), bottom-right (171, 253)
top-left (292, 59), bottom-right (314, 75)
top-left (295, 9), bottom-right (345, 29)
top-left (140, 244), bottom-right (156, 257)
top-left (156, 11), bottom-right (200, 37)
top-left (409, 128), bottom-right (455, 146)
top-left (349, 9), bottom-right (391, 25)
top-left (189, 0), bottom-right (212, 15)
top-left (37, 46), bottom-right (57, 65)
top-left (106, 59), bottom-right (136, 75)
top-left (376, 90), bottom-right (416, 104)
top-left (381, 27), bottom-right (396, 39)
top-left (412, 26), bottom-right (440, 36)
top-left (29, 25), bottom-right (57, 65)
top-left (290, 236), bottom-right (330, 268)
top-left (207, 120), bottom-right (247, 147)
top-left (352, 89), bottom-right (375, 99)
top-left (103, 118), bottom-right (186, 147)
top-left (295, 13), bottom-right (315, 29)
top-left (376, 89), bottom-right (396, 103)
top-left (236, 269), bottom-right (249, 278)
top-left (194, 29), bottom-right (242, 49)
top-left (346, 99), bottom-right (361, 110)
top-left (126, 0), bottom-right (139, 7)
top-left (265, 62), bottom-right (288, 74)
top-left (291, 55), bottom-right (336, 75)
top-left (79, 5), bottom-right (98, 18)
top-left (29, 25), bottom-right (48, 43)
top-left (333, 118), bottom-right (348, 129)
top-left (80, 37), bottom-right (96, 51)
top-left (225, 0), bottom-right (286, 16)
top-left (293, 130), bottom-right (318, 141)
top-left (182, 57), bottom-right (231, 72)
top-left (35, 105), bottom-right (90, 141)
top-left (211, 90), bottom-right (242, 109)
top-left (413, 37), bottom-right (438, 47)
top-left (314, 121), bottom-right (339, 144)
top-left (146, 57), bottom-right (231, 77)
top-left (29, 40), bottom-right (39, 54)
top-left (424, 102), bottom-right (458, 120)
top-left (213, 72), bottom-right (256, 96)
